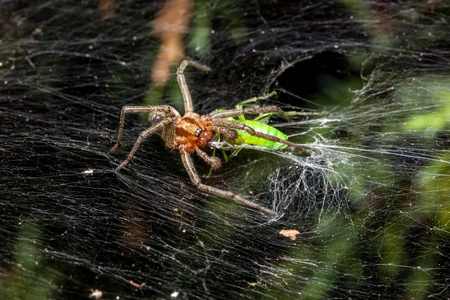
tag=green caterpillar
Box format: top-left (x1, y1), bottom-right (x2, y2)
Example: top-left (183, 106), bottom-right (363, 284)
top-left (227, 119), bottom-right (288, 149)
top-left (221, 91), bottom-right (289, 149)
top-left (209, 91), bottom-right (291, 165)
top-left (205, 91), bottom-right (324, 177)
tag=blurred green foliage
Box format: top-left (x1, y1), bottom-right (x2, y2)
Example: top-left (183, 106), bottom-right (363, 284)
top-left (0, 221), bottom-right (59, 300)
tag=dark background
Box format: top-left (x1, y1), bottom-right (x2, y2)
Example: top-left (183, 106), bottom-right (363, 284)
top-left (1, 0), bottom-right (449, 299)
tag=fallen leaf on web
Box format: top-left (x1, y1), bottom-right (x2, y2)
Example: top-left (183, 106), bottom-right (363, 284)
top-left (279, 229), bottom-right (300, 241)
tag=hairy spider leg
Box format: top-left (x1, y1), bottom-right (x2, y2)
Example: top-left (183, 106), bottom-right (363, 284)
top-left (210, 105), bottom-right (293, 123)
top-left (108, 105), bottom-right (179, 156)
top-left (194, 147), bottom-right (222, 169)
top-left (209, 126), bottom-right (238, 140)
top-left (212, 118), bottom-right (311, 156)
top-left (181, 152), bottom-right (276, 216)
top-left (114, 117), bottom-right (176, 171)
top-left (177, 59), bottom-right (211, 113)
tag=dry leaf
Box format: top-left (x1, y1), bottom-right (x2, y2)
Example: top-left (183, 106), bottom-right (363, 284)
top-left (151, 0), bottom-right (193, 85)
top-left (279, 229), bottom-right (300, 241)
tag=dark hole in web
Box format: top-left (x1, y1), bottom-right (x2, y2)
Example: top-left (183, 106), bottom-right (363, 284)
top-left (277, 51), bottom-right (363, 107)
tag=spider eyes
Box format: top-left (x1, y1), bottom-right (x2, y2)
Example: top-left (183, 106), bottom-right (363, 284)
top-left (195, 128), bottom-right (203, 137)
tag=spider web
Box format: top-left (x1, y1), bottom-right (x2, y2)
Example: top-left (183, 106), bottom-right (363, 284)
top-left (1, 0), bottom-right (449, 299)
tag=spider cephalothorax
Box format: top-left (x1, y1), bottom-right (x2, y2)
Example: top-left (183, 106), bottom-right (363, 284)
top-left (174, 112), bottom-right (213, 152)
top-left (108, 59), bottom-right (310, 216)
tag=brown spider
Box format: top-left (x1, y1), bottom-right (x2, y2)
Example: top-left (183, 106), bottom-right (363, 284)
top-left (107, 59), bottom-right (311, 216)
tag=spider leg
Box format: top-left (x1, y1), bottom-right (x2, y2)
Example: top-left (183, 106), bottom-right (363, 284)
top-left (210, 126), bottom-right (238, 140)
top-left (212, 119), bottom-right (311, 156)
top-left (195, 147), bottom-right (222, 169)
top-left (114, 118), bottom-right (175, 171)
top-left (108, 105), bottom-right (178, 155)
top-left (210, 106), bottom-right (293, 122)
top-left (177, 59), bottom-right (211, 113)
top-left (181, 152), bottom-right (276, 216)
